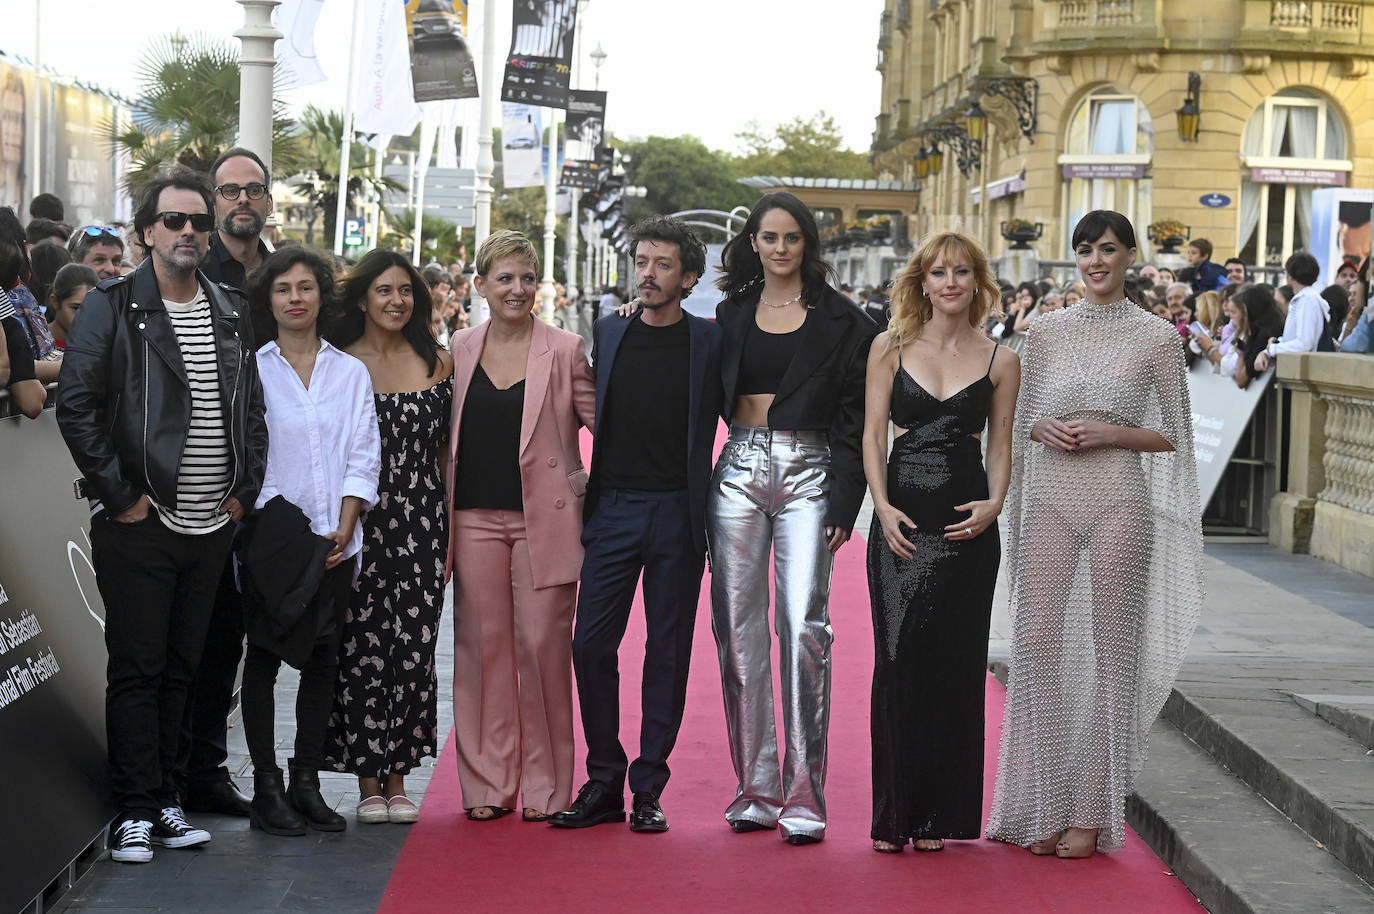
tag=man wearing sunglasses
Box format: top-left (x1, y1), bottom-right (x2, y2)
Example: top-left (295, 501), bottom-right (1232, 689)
top-left (56, 167), bottom-right (268, 865)
top-left (172, 147), bottom-right (276, 823)
top-left (68, 224), bottom-right (126, 281)
top-left (202, 147), bottom-right (273, 289)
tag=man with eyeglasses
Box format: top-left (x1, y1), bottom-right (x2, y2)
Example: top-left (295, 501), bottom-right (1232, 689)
top-left (68, 223), bottom-right (126, 281)
top-left (202, 147), bottom-right (273, 288)
top-left (173, 146), bottom-right (275, 821)
top-left (57, 167), bottom-right (268, 864)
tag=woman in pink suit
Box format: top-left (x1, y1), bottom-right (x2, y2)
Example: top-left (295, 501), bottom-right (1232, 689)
top-left (445, 230), bottom-right (596, 822)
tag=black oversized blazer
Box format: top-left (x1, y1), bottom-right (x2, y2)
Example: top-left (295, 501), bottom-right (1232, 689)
top-left (716, 284), bottom-right (878, 533)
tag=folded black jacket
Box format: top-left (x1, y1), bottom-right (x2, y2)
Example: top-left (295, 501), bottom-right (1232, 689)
top-left (237, 495), bottom-right (335, 669)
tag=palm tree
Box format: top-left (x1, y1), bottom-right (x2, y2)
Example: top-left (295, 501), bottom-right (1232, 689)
top-left (108, 32), bottom-right (301, 193)
top-left (291, 105), bottom-right (403, 248)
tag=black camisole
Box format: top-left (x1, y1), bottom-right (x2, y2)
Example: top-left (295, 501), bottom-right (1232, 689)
top-left (737, 317), bottom-right (803, 395)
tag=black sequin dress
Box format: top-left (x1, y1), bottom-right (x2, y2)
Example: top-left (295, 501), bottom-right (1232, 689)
top-left (326, 380), bottom-right (451, 780)
top-left (867, 348), bottom-right (1000, 844)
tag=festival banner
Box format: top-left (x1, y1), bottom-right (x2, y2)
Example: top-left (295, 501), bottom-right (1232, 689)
top-left (0, 61), bottom-right (35, 212)
top-left (404, 0), bottom-right (478, 101)
top-left (274, 0), bottom-right (328, 88)
top-left (354, 0), bottom-right (423, 138)
top-left (501, 0), bottom-right (577, 108)
top-left (502, 102), bottom-right (545, 189)
top-left (564, 89), bottom-right (606, 161)
top-left (0, 402), bottom-right (111, 914)
top-left (52, 84), bottom-right (117, 229)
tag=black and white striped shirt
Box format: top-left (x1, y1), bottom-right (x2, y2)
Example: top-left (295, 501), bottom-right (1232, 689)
top-left (156, 291), bottom-right (233, 534)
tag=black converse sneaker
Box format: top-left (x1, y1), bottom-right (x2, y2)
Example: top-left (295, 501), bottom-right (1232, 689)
top-left (151, 806), bottom-right (212, 848)
top-left (111, 818), bottom-right (154, 864)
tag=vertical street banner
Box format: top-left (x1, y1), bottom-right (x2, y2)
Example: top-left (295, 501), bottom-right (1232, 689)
top-left (52, 85), bottom-right (116, 229)
top-left (1, 61), bottom-right (34, 212)
top-left (354, 0), bottom-right (423, 138)
top-left (274, 0), bottom-right (329, 88)
top-left (564, 89), bottom-right (606, 160)
top-left (501, 102), bottom-right (545, 189)
top-left (502, 0), bottom-right (577, 108)
top-left (404, 0), bottom-right (478, 101)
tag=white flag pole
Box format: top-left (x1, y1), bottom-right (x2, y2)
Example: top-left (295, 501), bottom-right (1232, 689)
top-left (332, 0), bottom-right (362, 256)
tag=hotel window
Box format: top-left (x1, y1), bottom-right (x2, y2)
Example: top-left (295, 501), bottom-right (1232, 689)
top-left (1058, 87), bottom-right (1154, 255)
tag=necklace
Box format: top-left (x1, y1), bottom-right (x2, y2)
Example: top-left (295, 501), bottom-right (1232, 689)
top-left (759, 290), bottom-right (803, 309)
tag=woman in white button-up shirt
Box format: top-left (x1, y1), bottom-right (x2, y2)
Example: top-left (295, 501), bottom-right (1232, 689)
top-left (241, 247), bottom-right (381, 837)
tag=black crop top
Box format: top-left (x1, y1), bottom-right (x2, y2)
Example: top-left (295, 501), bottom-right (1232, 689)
top-left (736, 318), bottom-right (803, 395)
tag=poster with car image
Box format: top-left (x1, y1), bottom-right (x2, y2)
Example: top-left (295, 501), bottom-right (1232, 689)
top-left (405, 0), bottom-right (478, 101)
top-left (502, 102), bottom-right (545, 188)
top-left (501, 0), bottom-right (577, 107)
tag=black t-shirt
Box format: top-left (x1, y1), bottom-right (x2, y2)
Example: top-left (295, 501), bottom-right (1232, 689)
top-left (598, 316), bottom-right (690, 491)
top-left (2, 315), bottom-right (36, 384)
top-left (453, 365), bottom-right (525, 511)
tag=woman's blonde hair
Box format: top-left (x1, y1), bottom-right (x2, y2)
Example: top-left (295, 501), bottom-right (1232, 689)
top-left (1195, 290), bottom-right (1222, 332)
top-left (475, 229), bottom-right (539, 276)
top-left (888, 232), bottom-right (998, 348)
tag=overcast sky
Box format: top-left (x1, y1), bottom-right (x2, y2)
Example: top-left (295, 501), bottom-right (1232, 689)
top-left (6, 0), bottom-right (885, 156)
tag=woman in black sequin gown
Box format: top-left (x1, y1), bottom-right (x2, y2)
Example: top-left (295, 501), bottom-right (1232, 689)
top-left (861, 232), bottom-right (1020, 853)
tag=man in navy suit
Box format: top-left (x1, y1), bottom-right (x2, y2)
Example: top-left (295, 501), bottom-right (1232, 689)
top-left (550, 217), bottom-right (723, 833)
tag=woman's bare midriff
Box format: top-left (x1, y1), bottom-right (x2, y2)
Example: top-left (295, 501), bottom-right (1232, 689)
top-left (732, 394), bottom-right (774, 428)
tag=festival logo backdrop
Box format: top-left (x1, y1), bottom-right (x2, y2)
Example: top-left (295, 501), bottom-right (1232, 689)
top-left (502, 0), bottom-right (577, 108)
top-left (405, 0), bottom-right (478, 101)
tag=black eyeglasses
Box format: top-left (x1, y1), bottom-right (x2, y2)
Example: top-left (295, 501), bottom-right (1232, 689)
top-left (156, 212), bottom-right (215, 232)
top-left (214, 182), bottom-right (268, 201)
top-left (81, 225), bottom-right (123, 240)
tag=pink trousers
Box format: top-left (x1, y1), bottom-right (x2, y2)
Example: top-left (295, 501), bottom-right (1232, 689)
top-left (451, 508), bottom-right (577, 813)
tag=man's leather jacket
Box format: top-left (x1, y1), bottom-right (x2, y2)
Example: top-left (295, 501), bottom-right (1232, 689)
top-left (56, 260), bottom-right (268, 519)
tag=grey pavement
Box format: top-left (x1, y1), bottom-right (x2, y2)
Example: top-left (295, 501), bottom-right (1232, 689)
top-left (56, 487), bottom-right (1374, 913)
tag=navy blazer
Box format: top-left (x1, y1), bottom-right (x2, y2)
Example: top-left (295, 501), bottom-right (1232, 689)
top-left (584, 311), bottom-right (724, 556)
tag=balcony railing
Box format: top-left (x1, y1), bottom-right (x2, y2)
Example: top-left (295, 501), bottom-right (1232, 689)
top-left (878, 10), bottom-right (893, 50)
top-left (1271, 1), bottom-right (1363, 33)
top-left (1057, 0), bottom-right (1136, 26)
top-left (896, 0), bottom-right (913, 31)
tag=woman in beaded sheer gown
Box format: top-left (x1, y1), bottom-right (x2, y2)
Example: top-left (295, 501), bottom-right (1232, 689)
top-left (986, 211), bottom-right (1204, 858)
top-left (862, 232), bottom-right (1020, 853)
top-left (324, 250), bottom-right (454, 825)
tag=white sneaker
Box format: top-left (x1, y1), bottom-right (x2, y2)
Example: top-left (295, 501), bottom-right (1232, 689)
top-left (111, 819), bottom-right (154, 864)
top-left (151, 806), bottom-right (212, 848)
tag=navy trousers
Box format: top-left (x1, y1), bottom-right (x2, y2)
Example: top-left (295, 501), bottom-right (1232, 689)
top-left (572, 488), bottom-right (704, 797)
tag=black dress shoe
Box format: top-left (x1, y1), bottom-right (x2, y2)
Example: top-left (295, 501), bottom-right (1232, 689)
top-left (182, 777), bottom-right (252, 818)
top-left (629, 792), bottom-right (668, 833)
top-left (548, 782), bottom-right (625, 829)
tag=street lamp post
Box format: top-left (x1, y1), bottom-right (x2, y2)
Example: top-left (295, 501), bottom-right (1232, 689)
top-left (471, 0), bottom-right (501, 324)
top-left (235, 1), bottom-right (283, 168)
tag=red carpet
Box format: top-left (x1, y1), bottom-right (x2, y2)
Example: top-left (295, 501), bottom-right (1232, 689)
top-left (380, 433), bottom-right (1202, 913)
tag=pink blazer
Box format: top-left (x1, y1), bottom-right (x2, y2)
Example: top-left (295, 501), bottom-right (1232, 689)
top-left (444, 318), bottom-right (596, 588)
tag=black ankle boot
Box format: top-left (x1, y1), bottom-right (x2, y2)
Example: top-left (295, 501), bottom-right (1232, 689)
top-left (287, 759), bottom-right (346, 832)
top-left (250, 768), bottom-right (307, 836)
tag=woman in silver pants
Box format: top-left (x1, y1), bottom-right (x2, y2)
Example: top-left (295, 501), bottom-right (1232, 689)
top-left (708, 193), bottom-right (877, 844)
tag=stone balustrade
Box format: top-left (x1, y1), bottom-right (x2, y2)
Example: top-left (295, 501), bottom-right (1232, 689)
top-left (1270, 352), bottom-right (1374, 579)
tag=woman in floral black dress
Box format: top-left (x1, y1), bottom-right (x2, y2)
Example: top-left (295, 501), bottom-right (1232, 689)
top-left (325, 250), bottom-right (454, 825)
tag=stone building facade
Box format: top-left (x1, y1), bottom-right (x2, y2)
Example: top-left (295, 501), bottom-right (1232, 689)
top-left (870, 1), bottom-right (1374, 272)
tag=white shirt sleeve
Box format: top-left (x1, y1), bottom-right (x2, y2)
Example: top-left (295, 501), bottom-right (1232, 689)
top-left (1271, 288), bottom-right (1327, 355)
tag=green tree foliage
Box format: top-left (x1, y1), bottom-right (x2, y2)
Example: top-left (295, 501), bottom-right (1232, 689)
top-left (732, 113), bottom-right (874, 180)
top-left (291, 105), bottom-right (403, 248)
top-left (618, 135), bottom-right (750, 221)
top-left (108, 33), bottom-right (301, 194)
top-left (379, 209), bottom-right (463, 265)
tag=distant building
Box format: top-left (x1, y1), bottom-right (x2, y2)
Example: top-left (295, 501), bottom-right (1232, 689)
top-left (870, 1), bottom-right (1374, 269)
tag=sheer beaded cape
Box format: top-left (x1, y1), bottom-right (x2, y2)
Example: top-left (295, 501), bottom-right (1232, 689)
top-left (986, 298), bottom-right (1205, 852)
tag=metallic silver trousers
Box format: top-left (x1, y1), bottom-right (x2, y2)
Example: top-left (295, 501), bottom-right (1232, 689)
top-left (708, 426), bottom-right (835, 839)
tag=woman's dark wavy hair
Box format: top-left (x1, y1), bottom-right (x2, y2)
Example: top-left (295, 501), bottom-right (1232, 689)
top-left (1236, 283), bottom-right (1284, 374)
top-left (246, 246), bottom-right (339, 343)
top-left (326, 249), bottom-right (440, 377)
top-left (0, 207), bottom-right (31, 286)
top-left (1014, 281), bottom-right (1041, 307)
top-left (716, 192), bottom-right (835, 305)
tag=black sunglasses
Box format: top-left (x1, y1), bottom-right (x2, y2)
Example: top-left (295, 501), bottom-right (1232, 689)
top-left (155, 211), bottom-right (215, 232)
top-left (215, 182), bottom-right (269, 201)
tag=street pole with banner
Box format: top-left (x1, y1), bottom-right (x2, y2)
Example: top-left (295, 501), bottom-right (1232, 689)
top-left (540, 110), bottom-right (560, 323)
top-left (333, 0), bottom-right (362, 256)
top-left (472, 0), bottom-right (501, 324)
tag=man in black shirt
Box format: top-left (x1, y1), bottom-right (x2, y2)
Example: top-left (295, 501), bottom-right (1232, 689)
top-left (550, 217), bottom-right (723, 833)
top-left (175, 146), bottom-right (275, 820)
